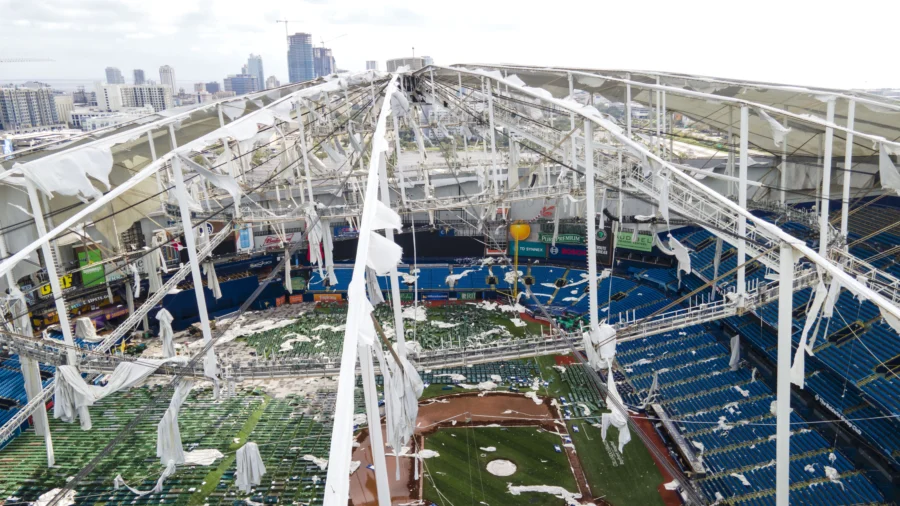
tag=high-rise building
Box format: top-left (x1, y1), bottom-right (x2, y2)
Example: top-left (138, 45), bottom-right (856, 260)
top-left (422, 56), bottom-right (434, 67)
top-left (313, 47), bottom-right (335, 78)
top-left (54, 94), bottom-right (74, 126)
top-left (97, 84), bottom-right (174, 112)
top-left (205, 82), bottom-right (220, 94)
top-left (247, 54), bottom-right (265, 91)
top-left (133, 69), bottom-right (146, 85)
top-left (386, 57), bottom-right (425, 72)
top-left (265, 76), bottom-right (280, 90)
top-left (366, 60), bottom-right (378, 71)
top-left (193, 83), bottom-right (206, 93)
top-left (105, 67), bottom-right (125, 84)
top-left (159, 65), bottom-right (176, 92)
top-left (223, 74), bottom-right (258, 95)
top-left (0, 86), bottom-right (60, 131)
top-left (287, 33), bottom-right (315, 83)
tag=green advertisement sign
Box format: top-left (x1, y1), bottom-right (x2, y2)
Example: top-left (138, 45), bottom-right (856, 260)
top-left (538, 232), bottom-right (583, 244)
top-left (508, 241), bottom-right (546, 258)
top-left (459, 291), bottom-right (477, 300)
top-left (400, 292), bottom-right (415, 301)
top-left (291, 276), bottom-right (307, 291)
top-left (538, 229), bottom-right (609, 245)
top-left (615, 230), bottom-right (654, 252)
top-left (78, 249), bottom-right (106, 287)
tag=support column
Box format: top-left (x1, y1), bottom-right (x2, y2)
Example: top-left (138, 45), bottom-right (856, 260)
top-left (781, 109), bottom-right (789, 205)
top-left (377, 152), bottom-right (407, 359)
top-left (737, 106), bottom-right (749, 302)
top-left (655, 77), bottom-right (661, 156)
top-left (485, 78), bottom-right (500, 197)
top-left (458, 73), bottom-right (469, 164)
top-left (840, 100), bottom-right (856, 240)
top-left (0, 224), bottom-right (53, 466)
top-left (776, 243), bottom-right (796, 506)
top-left (625, 74), bottom-right (632, 139)
top-left (391, 113), bottom-right (408, 205)
top-left (26, 182), bottom-right (77, 365)
top-left (820, 99), bottom-right (836, 257)
top-left (727, 107), bottom-right (735, 197)
top-left (568, 72), bottom-right (578, 179)
top-left (295, 101), bottom-right (315, 204)
top-left (584, 121), bottom-right (599, 329)
top-left (171, 157), bottom-right (217, 390)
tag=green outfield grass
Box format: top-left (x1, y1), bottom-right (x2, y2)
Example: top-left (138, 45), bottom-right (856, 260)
top-left (423, 426), bottom-right (579, 506)
top-left (566, 421), bottom-right (667, 506)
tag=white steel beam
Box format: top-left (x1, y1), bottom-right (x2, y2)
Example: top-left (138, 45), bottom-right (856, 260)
top-left (840, 100), bottom-right (856, 239)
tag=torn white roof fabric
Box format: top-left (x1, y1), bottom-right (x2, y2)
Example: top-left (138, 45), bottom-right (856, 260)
top-left (157, 308), bottom-right (176, 358)
top-left (157, 380), bottom-right (194, 465)
top-left (114, 460), bottom-right (177, 497)
top-left (235, 442), bottom-right (267, 493)
top-left (53, 357), bottom-right (186, 430)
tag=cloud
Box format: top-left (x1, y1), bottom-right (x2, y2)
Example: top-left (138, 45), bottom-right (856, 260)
top-left (326, 6), bottom-right (424, 26)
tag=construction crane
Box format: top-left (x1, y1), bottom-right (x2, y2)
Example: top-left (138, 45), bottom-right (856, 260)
top-left (319, 34), bottom-right (347, 48)
top-left (0, 58), bottom-right (54, 63)
top-left (275, 20), bottom-right (302, 40)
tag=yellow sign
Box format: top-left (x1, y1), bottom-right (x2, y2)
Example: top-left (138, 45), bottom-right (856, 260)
top-left (39, 274), bottom-right (73, 297)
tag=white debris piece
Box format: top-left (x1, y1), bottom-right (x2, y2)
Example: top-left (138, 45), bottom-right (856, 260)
top-left (506, 484), bottom-right (582, 505)
top-left (235, 442), bottom-right (267, 493)
top-left (730, 473), bottom-right (751, 487)
top-left (303, 455), bottom-right (329, 470)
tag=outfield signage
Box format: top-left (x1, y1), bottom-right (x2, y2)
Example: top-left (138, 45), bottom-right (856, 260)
top-left (424, 293), bottom-right (449, 300)
top-left (508, 241), bottom-right (546, 258)
top-left (400, 292), bottom-right (415, 301)
top-left (459, 291), bottom-right (477, 300)
top-left (313, 293), bottom-right (343, 302)
top-left (616, 230), bottom-right (654, 252)
top-left (538, 232), bottom-right (584, 244)
top-left (236, 225), bottom-right (254, 253)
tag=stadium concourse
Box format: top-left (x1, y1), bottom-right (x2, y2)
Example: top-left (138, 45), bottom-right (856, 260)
top-left (1, 65), bottom-right (900, 506)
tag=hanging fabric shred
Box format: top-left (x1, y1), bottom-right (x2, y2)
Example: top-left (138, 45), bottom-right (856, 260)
top-left (156, 308), bottom-right (176, 358)
top-left (712, 238), bottom-right (724, 299)
top-left (305, 205), bottom-right (326, 280)
top-left (321, 219), bottom-right (338, 286)
top-left (130, 264), bottom-right (141, 298)
top-left (114, 460), bottom-right (177, 496)
top-left (365, 267), bottom-right (385, 305)
top-left (878, 143), bottom-right (900, 195)
top-left (823, 278), bottom-right (841, 318)
top-left (146, 234), bottom-right (168, 294)
top-left (655, 170), bottom-right (670, 224)
top-left (203, 260), bottom-right (222, 299)
top-left (235, 442), bottom-right (267, 493)
top-left (791, 279), bottom-right (828, 388)
top-left (756, 108), bottom-right (792, 148)
top-left (157, 380), bottom-right (194, 465)
top-left (284, 248), bottom-right (293, 294)
top-left (600, 365), bottom-right (631, 453)
top-left (53, 358), bottom-right (185, 430)
top-left (372, 343), bottom-right (424, 479)
top-left (729, 335), bottom-right (740, 371)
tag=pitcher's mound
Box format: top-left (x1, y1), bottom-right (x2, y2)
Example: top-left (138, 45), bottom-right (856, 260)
top-left (486, 459), bottom-right (517, 476)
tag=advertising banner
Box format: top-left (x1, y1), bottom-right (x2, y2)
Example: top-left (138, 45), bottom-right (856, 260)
top-left (78, 249), bottom-right (106, 287)
top-left (289, 294), bottom-right (305, 304)
top-left (333, 225), bottom-right (358, 239)
top-left (313, 293), bottom-right (343, 302)
top-left (508, 241), bottom-right (546, 258)
top-left (236, 225), bottom-right (254, 253)
top-left (616, 229), bottom-right (654, 252)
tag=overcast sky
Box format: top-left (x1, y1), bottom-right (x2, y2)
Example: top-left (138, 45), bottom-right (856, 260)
top-left (2, 0), bottom-right (897, 91)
